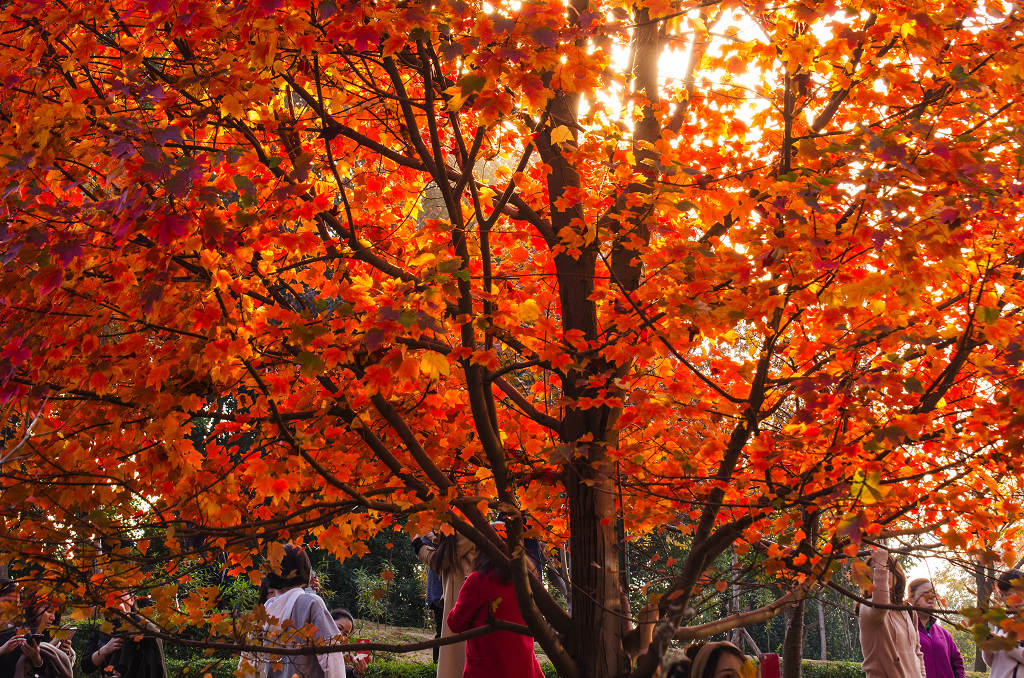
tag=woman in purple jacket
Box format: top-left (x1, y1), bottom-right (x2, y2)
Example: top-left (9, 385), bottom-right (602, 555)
top-left (908, 578), bottom-right (965, 678)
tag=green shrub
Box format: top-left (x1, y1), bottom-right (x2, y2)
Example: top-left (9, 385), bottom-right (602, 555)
top-left (155, 655), bottom-right (987, 678)
top-left (165, 656), bottom-right (236, 678)
top-left (363, 658), bottom-right (436, 678)
top-left (800, 659), bottom-right (864, 678)
top-left (800, 660), bottom-right (987, 678)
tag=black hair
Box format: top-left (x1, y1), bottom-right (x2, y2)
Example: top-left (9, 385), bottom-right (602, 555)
top-left (265, 544), bottom-right (312, 591)
top-left (429, 535), bottom-right (462, 575)
top-left (472, 547), bottom-right (509, 583)
top-left (665, 642), bottom-right (745, 678)
top-left (889, 556), bottom-right (907, 605)
top-left (855, 554), bottom-right (907, 614)
top-left (330, 608), bottom-right (354, 626)
top-left (24, 595), bottom-right (59, 633)
top-left (258, 579), bottom-right (272, 604)
top-left (998, 569), bottom-right (1024, 593)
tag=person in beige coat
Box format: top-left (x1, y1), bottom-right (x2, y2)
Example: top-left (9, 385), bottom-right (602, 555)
top-left (858, 547), bottom-right (926, 678)
top-left (415, 532), bottom-right (475, 678)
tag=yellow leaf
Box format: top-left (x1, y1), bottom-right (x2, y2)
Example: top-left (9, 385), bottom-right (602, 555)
top-left (550, 125), bottom-right (574, 146)
top-left (851, 469), bottom-right (890, 505)
top-left (444, 85), bottom-right (469, 111)
top-left (220, 94), bottom-right (245, 118)
top-left (797, 138), bottom-right (817, 158)
top-left (409, 252), bottom-right (436, 267)
top-left (420, 351), bottom-right (450, 380)
top-left (476, 186), bottom-right (495, 212)
top-left (517, 299), bottom-right (542, 323)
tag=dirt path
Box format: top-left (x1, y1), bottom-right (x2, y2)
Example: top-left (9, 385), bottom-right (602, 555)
top-left (351, 620), bottom-right (436, 663)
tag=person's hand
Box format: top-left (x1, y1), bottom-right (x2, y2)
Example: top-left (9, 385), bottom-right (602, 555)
top-left (0, 635), bottom-right (25, 656)
top-left (22, 638), bottom-right (42, 667)
top-left (869, 547), bottom-right (889, 568)
top-left (348, 652), bottom-right (370, 675)
top-left (57, 638), bottom-right (73, 654)
top-left (100, 637), bottom-right (124, 657)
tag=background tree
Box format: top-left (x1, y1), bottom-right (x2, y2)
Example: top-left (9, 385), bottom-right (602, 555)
top-left (3, 1), bottom-right (1024, 677)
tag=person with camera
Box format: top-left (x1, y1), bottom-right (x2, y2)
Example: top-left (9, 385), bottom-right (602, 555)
top-left (0, 582), bottom-right (77, 678)
top-left (82, 592), bottom-right (166, 678)
top-left (18, 595), bottom-right (75, 678)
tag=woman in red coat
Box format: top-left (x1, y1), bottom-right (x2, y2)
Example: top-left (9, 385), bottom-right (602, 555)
top-left (445, 549), bottom-right (544, 678)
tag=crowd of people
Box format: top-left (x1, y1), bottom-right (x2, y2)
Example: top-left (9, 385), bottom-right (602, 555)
top-left (2, 542), bottom-right (1024, 678)
top-left (0, 577), bottom-right (75, 678)
top-left (0, 578), bottom-right (167, 678)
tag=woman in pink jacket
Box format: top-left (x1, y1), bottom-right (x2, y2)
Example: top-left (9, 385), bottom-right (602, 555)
top-left (857, 548), bottom-right (926, 678)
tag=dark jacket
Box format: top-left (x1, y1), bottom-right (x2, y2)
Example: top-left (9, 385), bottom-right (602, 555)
top-left (0, 628), bottom-right (19, 678)
top-left (82, 628), bottom-right (166, 678)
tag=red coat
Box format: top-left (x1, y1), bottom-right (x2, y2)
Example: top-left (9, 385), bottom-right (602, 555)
top-left (445, 570), bottom-right (545, 678)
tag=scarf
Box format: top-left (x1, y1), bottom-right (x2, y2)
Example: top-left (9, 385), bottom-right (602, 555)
top-left (13, 642), bottom-right (73, 678)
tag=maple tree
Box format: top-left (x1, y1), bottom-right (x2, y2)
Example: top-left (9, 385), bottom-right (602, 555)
top-left (3, 0), bottom-right (1024, 675)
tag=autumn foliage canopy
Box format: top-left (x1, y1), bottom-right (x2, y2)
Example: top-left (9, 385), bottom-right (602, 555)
top-left (3, 0), bottom-right (1024, 675)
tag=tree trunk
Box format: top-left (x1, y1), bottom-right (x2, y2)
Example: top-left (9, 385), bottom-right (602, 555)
top-left (975, 561), bottom-right (993, 672)
top-left (781, 598), bottom-right (805, 678)
top-left (729, 550), bottom-right (741, 648)
top-left (567, 449), bottom-right (624, 678)
top-left (817, 599), bottom-right (827, 660)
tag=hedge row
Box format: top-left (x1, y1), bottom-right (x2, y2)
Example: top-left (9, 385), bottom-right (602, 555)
top-left (795, 660), bottom-right (985, 678)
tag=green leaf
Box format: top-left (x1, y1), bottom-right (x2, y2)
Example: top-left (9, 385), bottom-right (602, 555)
top-left (398, 309), bottom-right (417, 327)
top-left (457, 74), bottom-right (486, 94)
top-left (979, 306), bottom-right (1000, 324)
top-left (903, 377), bottom-right (923, 393)
top-left (296, 351), bottom-right (325, 376)
top-left (437, 259), bottom-right (461, 273)
top-left (233, 175), bottom-right (256, 195)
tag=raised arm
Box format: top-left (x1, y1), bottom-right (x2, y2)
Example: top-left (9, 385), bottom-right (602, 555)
top-left (860, 548), bottom-right (892, 621)
top-left (412, 532), bottom-right (436, 566)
